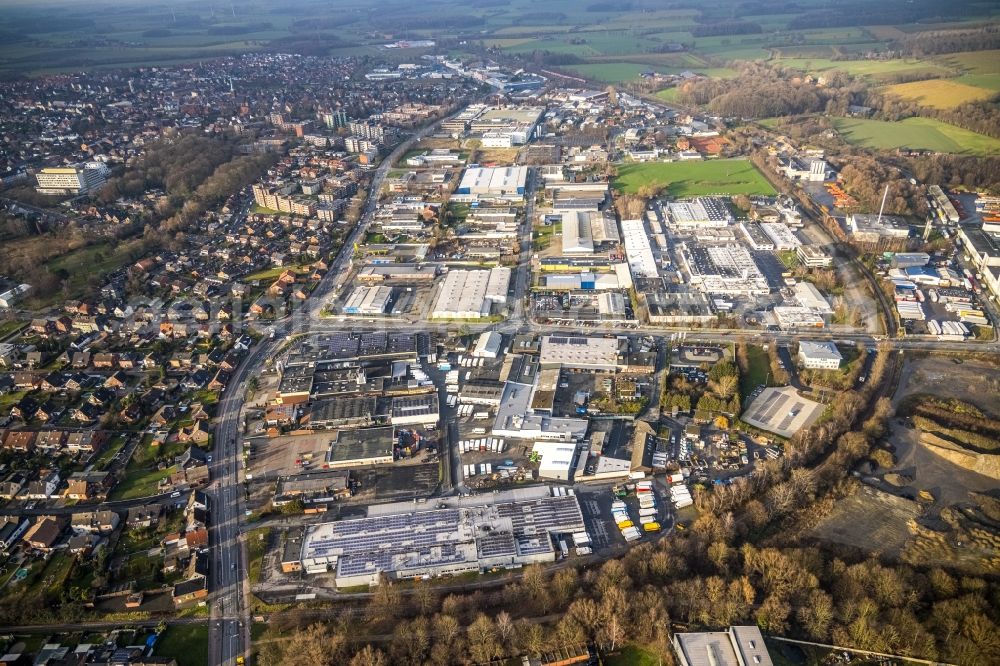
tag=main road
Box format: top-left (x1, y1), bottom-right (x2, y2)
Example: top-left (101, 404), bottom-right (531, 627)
top-left (207, 101), bottom-right (484, 666)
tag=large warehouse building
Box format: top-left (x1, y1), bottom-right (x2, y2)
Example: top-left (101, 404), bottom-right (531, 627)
top-left (456, 166), bottom-right (529, 198)
top-left (343, 285), bottom-right (393, 315)
top-left (299, 487), bottom-right (587, 585)
top-left (430, 267), bottom-right (510, 319)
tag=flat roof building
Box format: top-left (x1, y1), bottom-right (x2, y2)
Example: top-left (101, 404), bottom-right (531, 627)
top-left (673, 626), bottom-right (772, 666)
top-left (325, 427), bottom-right (395, 468)
top-left (620, 219), bottom-right (659, 279)
top-left (300, 486), bottom-right (586, 585)
top-left (456, 166), bottom-right (528, 197)
top-left (35, 165), bottom-right (107, 195)
top-left (847, 214), bottom-right (911, 244)
top-left (796, 244), bottom-right (832, 268)
top-left (540, 335), bottom-right (621, 371)
top-left (343, 285), bottom-right (393, 315)
top-left (667, 198), bottom-right (733, 227)
top-left (760, 222), bottom-right (801, 250)
top-left (532, 441), bottom-right (578, 481)
top-left (390, 394), bottom-right (440, 426)
top-left (431, 268), bottom-right (510, 319)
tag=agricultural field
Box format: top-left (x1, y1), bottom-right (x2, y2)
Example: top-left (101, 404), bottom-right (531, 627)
top-left (883, 78), bottom-right (997, 109)
top-left (564, 62), bottom-right (672, 84)
top-left (831, 117), bottom-right (1000, 156)
top-left (772, 56), bottom-right (952, 80)
top-left (613, 159), bottom-right (776, 197)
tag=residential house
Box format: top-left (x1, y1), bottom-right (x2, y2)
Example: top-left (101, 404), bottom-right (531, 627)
top-left (0, 516), bottom-right (30, 550)
top-left (0, 472), bottom-right (28, 500)
top-left (3, 430), bottom-right (37, 452)
top-left (23, 516), bottom-right (67, 552)
top-left (70, 510), bottom-right (120, 535)
top-left (25, 470), bottom-right (61, 499)
top-left (126, 504), bottom-right (162, 529)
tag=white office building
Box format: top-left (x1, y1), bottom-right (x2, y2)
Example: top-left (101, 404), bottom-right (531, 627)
top-left (798, 340), bottom-right (843, 369)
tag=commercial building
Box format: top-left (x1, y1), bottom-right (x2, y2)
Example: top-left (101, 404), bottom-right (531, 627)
top-left (673, 626), bottom-right (772, 666)
top-left (300, 487), bottom-right (586, 585)
top-left (34, 165), bottom-right (107, 195)
top-left (780, 155), bottom-right (827, 182)
top-left (796, 244), bottom-right (832, 268)
top-left (798, 341), bottom-right (843, 370)
top-left (456, 166), bottom-right (528, 197)
top-left (540, 335), bottom-right (621, 372)
top-left (343, 286), bottom-right (393, 315)
top-left (431, 268), bottom-right (510, 319)
top-left (357, 264), bottom-right (436, 283)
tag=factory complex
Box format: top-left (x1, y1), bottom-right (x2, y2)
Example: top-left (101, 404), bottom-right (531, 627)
top-left (298, 486), bottom-right (587, 586)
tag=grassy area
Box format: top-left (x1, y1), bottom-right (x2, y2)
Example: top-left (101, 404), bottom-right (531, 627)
top-left (242, 264), bottom-right (309, 282)
top-left (883, 79), bottom-right (996, 109)
top-left (29, 242), bottom-right (137, 306)
top-left (89, 435), bottom-right (128, 471)
top-left (109, 464), bottom-right (175, 500)
top-left (247, 527), bottom-right (271, 586)
top-left (566, 62), bottom-right (672, 83)
top-left (777, 250), bottom-right (800, 269)
top-left (604, 645), bottom-right (661, 666)
top-left (0, 320), bottom-right (26, 339)
top-left (655, 87), bottom-right (682, 103)
top-left (155, 625), bottom-right (209, 666)
top-left (613, 158), bottom-right (776, 197)
top-left (739, 344), bottom-right (771, 402)
top-left (250, 203), bottom-right (288, 216)
top-left (831, 117), bottom-right (1000, 156)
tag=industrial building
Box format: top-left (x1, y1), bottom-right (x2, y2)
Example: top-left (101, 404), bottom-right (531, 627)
top-left (472, 331), bottom-right (503, 359)
top-left (673, 626), bottom-right (772, 666)
top-left (389, 394), bottom-right (440, 426)
top-left (760, 222), bottom-right (801, 250)
top-left (325, 427), bottom-right (396, 468)
top-left (773, 306), bottom-right (825, 329)
top-left (678, 243), bottom-right (769, 296)
top-left (343, 285), bottom-right (393, 315)
top-left (540, 335), bottom-right (621, 371)
top-left (847, 214), bottom-right (911, 244)
top-left (798, 341), bottom-right (843, 370)
top-left (356, 264), bottom-right (437, 283)
top-left (741, 386), bottom-right (824, 438)
top-left (299, 487), bottom-right (587, 586)
top-left (558, 210), bottom-right (619, 256)
top-left (779, 155), bottom-right (827, 182)
top-left (492, 381), bottom-right (588, 442)
top-left (532, 441), bottom-right (579, 481)
top-left (620, 219), bottom-right (659, 278)
top-left (430, 267), bottom-right (510, 319)
top-left (468, 106), bottom-right (544, 145)
top-left (456, 166), bottom-right (528, 198)
top-left (792, 281), bottom-right (833, 315)
top-left (666, 198), bottom-right (733, 227)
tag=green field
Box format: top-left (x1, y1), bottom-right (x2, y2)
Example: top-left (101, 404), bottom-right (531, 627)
top-left (739, 344), bottom-right (771, 402)
top-left (565, 62), bottom-right (672, 83)
top-left (613, 159), bottom-right (776, 197)
top-left (156, 625), bottom-right (209, 666)
top-left (605, 645), bottom-right (661, 666)
top-left (772, 56), bottom-right (951, 80)
top-left (832, 117), bottom-right (1000, 156)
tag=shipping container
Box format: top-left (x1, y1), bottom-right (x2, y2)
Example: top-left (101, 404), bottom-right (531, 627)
top-left (639, 507), bottom-right (658, 518)
top-left (575, 546), bottom-right (593, 555)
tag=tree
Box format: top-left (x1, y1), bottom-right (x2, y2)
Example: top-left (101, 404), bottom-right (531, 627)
top-left (467, 613), bottom-right (502, 663)
top-left (350, 645), bottom-right (387, 666)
